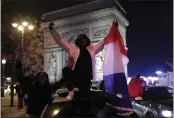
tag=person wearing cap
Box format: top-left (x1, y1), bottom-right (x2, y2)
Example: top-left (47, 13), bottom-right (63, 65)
top-left (26, 72), bottom-right (52, 118)
top-left (49, 22), bottom-right (106, 100)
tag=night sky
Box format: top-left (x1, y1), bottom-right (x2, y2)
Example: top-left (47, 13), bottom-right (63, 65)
top-left (2, 0), bottom-right (173, 77)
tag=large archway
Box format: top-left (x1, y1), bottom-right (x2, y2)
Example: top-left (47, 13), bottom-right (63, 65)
top-left (42, 0), bottom-right (129, 83)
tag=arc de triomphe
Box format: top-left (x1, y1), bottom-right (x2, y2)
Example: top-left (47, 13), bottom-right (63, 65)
top-left (42, 0), bottom-right (129, 83)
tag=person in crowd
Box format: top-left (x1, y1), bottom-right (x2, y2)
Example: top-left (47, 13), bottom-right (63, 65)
top-left (51, 56), bottom-right (74, 93)
top-left (128, 74), bottom-right (145, 100)
top-left (26, 72), bottom-right (53, 118)
top-left (15, 84), bottom-right (24, 110)
top-left (1, 86), bottom-right (4, 97)
top-left (49, 22), bottom-right (106, 100)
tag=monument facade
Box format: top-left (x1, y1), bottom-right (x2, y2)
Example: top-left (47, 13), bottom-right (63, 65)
top-left (42, 0), bottom-right (129, 83)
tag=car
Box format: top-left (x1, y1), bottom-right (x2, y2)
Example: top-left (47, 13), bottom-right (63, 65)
top-left (53, 86), bottom-right (101, 98)
top-left (41, 91), bottom-right (139, 118)
top-left (4, 84), bottom-right (16, 95)
top-left (132, 86), bottom-right (173, 118)
top-left (52, 88), bottom-right (79, 98)
top-left (90, 85), bottom-right (101, 91)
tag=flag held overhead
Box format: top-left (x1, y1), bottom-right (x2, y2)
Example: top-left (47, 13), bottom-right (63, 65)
top-left (103, 22), bottom-right (133, 116)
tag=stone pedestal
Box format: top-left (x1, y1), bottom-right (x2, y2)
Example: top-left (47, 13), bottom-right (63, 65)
top-left (42, 0), bottom-right (129, 83)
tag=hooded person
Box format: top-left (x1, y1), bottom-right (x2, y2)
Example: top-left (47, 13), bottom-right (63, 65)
top-left (49, 22), bottom-right (106, 100)
top-left (26, 72), bottom-right (52, 118)
top-left (128, 74), bottom-right (145, 99)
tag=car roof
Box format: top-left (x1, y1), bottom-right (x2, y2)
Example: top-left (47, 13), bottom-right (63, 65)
top-left (144, 86), bottom-right (172, 89)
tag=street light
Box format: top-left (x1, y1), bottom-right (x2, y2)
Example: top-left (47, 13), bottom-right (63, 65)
top-left (28, 25), bottom-right (34, 30)
top-left (22, 21), bottom-right (28, 26)
top-left (12, 23), bottom-right (18, 27)
top-left (156, 71), bottom-right (162, 75)
top-left (18, 25), bottom-right (23, 31)
top-left (2, 59), bottom-right (6, 86)
top-left (2, 59), bottom-right (6, 64)
top-left (12, 21), bottom-right (34, 50)
top-left (6, 77), bottom-right (11, 82)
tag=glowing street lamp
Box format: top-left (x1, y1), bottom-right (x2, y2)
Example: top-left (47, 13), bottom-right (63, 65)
top-left (156, 71), bottom-right (162, 75)
top-left (12, 21), bottom-right (34, 50)
top-left (22, 21), bottom-right (28, 26)
top-left (6, 77), bottom-right (11, 82)
top-left (28, 25), bottom-right (34, 30)
top-left (18, 26), bottom-right (24, 31)
top-left (2, 59), bottom-right (6, 85)
top-left (2, 59), bottom-right (6, 64)
top-left (12, 23), bottom-right (18, 27)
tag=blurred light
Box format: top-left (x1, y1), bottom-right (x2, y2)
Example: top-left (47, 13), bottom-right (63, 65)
top-left (53, 109), bottom-right (60, 116)
top-left (22, 22), bottom-right (28, 26)
top-left (18, 26), bottom-right (23, 31)
top-left (125, 47), bottom-right (128, 50)
top-left (28, 25), bottom-right (34, 30)
top-left (116, 93), bottom-right (122, 98)
top-left (127, 77), bottom-right (131, 84)
top-left (156, 71), bottom-right (162, 75)
top-left (6, 77), bottom-right (11, 81)
top-left (2, 59), bottom-right (6, 64)
top-left (12, 23), bottom-right (18, 27)
top-left (162, 110), bottom-right (172, 117)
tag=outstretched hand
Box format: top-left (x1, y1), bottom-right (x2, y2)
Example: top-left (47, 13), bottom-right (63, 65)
top-left (113, 19), bottom-right (118, 27)
top-left (49, 21), bottom-right (54, 30)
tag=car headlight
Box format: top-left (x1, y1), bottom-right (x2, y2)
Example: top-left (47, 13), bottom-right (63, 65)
top-left (162, 110), bottom-right (172, 117)
top-left (52, 109), bottom-right (60, 116)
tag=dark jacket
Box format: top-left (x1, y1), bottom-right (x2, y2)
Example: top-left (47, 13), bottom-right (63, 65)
top-left (15, 85), bottom-right (23, 98)
top-left (26, 73), bottom-right (52, 117)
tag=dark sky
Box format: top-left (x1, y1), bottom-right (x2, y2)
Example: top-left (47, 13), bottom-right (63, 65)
top-left (2, 0), bottom-right (173, 77)
top-left (120, 1), bottom-right (173, 76)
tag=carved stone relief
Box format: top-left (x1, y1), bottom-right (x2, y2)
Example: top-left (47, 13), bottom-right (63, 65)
top-left (48, 52), bottom-right (58, 75)
top-left (62, 28), bottom-right (90, 61)
top-left (62, 28), bottom-right (89, 42)
top-left (95, 50), bottom-right (104, 72)
top-left (44, 32), bottom-right (57, 47)
top-left (92, 25), bottom-right (110, 39)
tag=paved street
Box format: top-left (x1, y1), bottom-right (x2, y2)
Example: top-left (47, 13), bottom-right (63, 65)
top-left (1, 96), bottom-right (28, 118)
top-left (1, 95), bottom-right (65, 118)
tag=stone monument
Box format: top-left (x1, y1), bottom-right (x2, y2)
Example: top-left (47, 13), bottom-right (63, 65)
top-left (42, 0), bottom-right (129, 83)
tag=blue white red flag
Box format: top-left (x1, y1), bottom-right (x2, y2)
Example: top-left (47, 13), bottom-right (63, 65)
top-left (103, 23), bottom-right (133, 116)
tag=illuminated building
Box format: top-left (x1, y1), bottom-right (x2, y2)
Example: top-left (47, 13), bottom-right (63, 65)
top-left (42, 0), bottom-right (129, 83)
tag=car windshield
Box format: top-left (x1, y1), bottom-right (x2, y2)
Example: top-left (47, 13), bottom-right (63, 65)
top-left (144, 87), bottom-right (173, 100)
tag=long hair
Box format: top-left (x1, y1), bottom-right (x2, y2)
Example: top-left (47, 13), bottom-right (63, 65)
top-left (75, 34), bottom-right (90, 47)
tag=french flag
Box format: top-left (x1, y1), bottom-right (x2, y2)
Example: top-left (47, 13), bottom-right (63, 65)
top-left (103, 22), bottom-right (133, 116)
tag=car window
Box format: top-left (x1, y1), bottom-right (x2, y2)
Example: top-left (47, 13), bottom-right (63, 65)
top-left (144, 87), bottom-right (172, 100)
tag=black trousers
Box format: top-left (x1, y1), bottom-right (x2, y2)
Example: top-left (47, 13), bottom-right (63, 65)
top-left (62, 67), bottom-right (92, 98)
top-left (18, 97), bottom-right (23, 109)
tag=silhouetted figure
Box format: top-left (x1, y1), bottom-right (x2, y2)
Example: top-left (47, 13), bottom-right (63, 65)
top-left (15, 84), bottom-right (24, 110)
top-left (26, 72), bottom-right (52, 118)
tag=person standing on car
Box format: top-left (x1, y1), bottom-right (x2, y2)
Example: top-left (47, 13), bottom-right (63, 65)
top-left (49, 22), bottom-right (106, 100)
top-left (128, 74), bottom-right (145, 100)
top-left (26, 72), bottom-right (52, 118)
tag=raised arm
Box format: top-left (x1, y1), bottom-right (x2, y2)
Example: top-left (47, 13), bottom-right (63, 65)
top-left (49, 22), bottom-right (72, 53)
top-left (93, 20), bottom-right (118, 54)
top-left (93, 36), bottom-right (107, 54)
